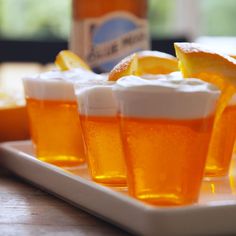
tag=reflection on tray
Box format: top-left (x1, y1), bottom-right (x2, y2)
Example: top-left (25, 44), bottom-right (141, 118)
top-left (2, 140), bottom-right (236, 236)
top-left (2, 140), bottom-right (236, 207)
top-left (200, 160), bottom-right (236, 204)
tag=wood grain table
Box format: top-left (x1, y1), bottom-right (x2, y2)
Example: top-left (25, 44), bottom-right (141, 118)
top-left (0, 168), bottom-right (133, 236)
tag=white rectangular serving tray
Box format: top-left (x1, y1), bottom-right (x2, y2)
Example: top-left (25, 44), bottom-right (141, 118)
top-left (1, 141), bottom-right (236, 236)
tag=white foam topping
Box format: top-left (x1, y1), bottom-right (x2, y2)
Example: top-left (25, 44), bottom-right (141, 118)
top-left (75, 84), bottom-right (117, 116)
top-left (23, 68), bottom-right (106, 101)
top-left (143, 72), bottom-right (236, 106)
top-left (114, 76), bottom-right (220, 119)
top-left (142, 72), bottom-right (236, 106)
top-left (141, 71), bottom-right (183, 81)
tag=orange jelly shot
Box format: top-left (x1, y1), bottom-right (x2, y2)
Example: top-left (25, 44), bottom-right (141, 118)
top-left (75, 83), bottom-right (126, 186)
top-left (205, 101), bottom-right (236, 177)
top-left (114, 76), bottom-right (219, 206)
top-left (23, 71), bottom-right (85, 167)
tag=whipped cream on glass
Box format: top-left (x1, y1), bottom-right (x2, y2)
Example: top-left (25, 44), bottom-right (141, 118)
top-left (23, 68), bottom-right (106, 101)
top-left (75, 82), bottom-right (117, 116)
top-left (114, 75), bottom-right (220, 119)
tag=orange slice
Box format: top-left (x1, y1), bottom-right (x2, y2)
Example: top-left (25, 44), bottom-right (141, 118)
top-left (55, 50), bottom-right (91, 71)
top-left (174, 43), bottom-right (236, 89)
top-left (174, 42), bottom-right (236, 123)
top-left (108, 53), bottom-right (138, 81)
top-left (137, 50), bottom-right (178, 75)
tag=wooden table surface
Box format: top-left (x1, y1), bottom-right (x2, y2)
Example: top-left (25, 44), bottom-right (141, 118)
top-left (0, 168), bottom-right (132, 236)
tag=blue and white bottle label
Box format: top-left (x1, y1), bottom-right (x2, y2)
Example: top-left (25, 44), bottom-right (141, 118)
top-left (70, 11), bottom-right (150, 72)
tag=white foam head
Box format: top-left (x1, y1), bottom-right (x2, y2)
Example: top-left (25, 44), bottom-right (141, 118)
top-left (142, 71), bottom-right (236, 106)
top-left (114, 75), bottom-right (220, 119)
top-left (75, 83), bottom-right (117, 116)
top-left (23, 69), bottom-right (107, 101)
top-left (141, 71), bottom-right (183, 81)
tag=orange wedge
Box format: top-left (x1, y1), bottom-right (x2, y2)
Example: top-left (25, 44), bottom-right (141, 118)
top-left (137, 50), bottom-right (178, 75)
top-left (55, 50), bottom-right (91, 71)
top-left (108, 53), bottom-right (138, 81)
top-left (174, 42), bottom-right (236, 123)
top-left (174, 43), bottom-right (236, 89)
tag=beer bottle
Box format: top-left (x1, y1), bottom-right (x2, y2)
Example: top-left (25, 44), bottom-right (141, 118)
top-left (70, 0), bottom-right (149, 73)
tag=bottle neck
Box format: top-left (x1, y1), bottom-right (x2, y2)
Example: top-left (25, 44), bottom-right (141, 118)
top-left (72, 0), bottom-right (148, 19)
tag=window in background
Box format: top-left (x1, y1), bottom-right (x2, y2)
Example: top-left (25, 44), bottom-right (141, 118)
top-left (0, 0), bottom-right (71, 41)
top-left (1, 0), bottom-right (236, 42)
top-left (1, 0), bottom-right (236, 60)
top-left (148, 0), bottom-right (176, 38)
top-left (201, 0), bottom-right (236, 36)
top-left (149, 0), bottom-right (236, 40)
top-left (1, 0), bottom-right (176, 41)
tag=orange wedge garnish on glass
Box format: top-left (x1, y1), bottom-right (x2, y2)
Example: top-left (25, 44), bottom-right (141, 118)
top-left (108, 53), bottom-right (138, 81)
top-left (174, 42), bottom-right (236, 122)
top-left (55, 50), bottom-right (91, 71)
top-left (137, 50), bottom-right (178, 75)
top-left (174, 43), bottom-right (236, 89)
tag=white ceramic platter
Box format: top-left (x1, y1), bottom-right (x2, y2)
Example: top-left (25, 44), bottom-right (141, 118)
top-left (1, 141), bottom-right (236, 236)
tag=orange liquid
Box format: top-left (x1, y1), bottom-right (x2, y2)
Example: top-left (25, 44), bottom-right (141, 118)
top-left (73, 0), bottom-right (147, 19)
top-left (80, 115), bottom-right (126, 186)
top-left (120, 116), bottom-right (214, 206)
top-left (205, 105), bottom-right (236, 177)
top-left (26, 98), bottom-right (85, 167)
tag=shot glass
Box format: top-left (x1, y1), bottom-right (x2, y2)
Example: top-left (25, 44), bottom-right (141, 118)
top-left (205, 95), bottom-right (236, 177)
top-left (75, 82), bottom-right (126, 186)
top-left (114, 76), bottom-right (219, 206)
top-left (23, 71), bottom-right (86, 167)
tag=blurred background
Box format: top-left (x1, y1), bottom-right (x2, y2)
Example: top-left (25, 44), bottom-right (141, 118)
top-left (1, 0), bottom-right (236, 62)
top-left (0, 0), bottom-right (236, 89)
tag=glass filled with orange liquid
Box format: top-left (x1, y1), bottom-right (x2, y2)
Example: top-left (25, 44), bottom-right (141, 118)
top-left (114, 76), bottom-right (219, 206)
top-left (23, 70), bottom-right (86, 167)
top-left (205, 95), bottom-right (236, 177)
top-left (75, 82), bottom-right (126, 186)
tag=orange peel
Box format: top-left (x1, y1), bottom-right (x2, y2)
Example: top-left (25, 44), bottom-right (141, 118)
top-left (174, 42), bottom-right (236, 123)
top-left (174, 43), bottom-right (236, 89)
top-left (108, 53), bottom-right (138, 81)
top-left (55, 50), bottom-right (91, 71)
